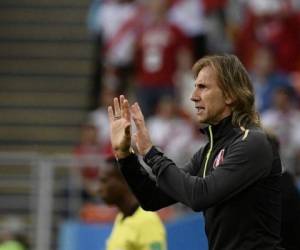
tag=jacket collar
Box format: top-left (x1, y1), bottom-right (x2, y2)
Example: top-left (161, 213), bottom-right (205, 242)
top-left (200, 115), bottom-right (234, 141)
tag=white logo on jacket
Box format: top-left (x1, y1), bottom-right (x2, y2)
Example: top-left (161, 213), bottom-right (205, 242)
top-left (213, 149), bottom-right (225, 169)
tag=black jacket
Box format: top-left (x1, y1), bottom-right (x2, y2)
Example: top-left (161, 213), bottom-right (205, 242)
top-left (280, 171), bottom-right (300, 250)
top-left (118, 116), bottom-right (283, 250)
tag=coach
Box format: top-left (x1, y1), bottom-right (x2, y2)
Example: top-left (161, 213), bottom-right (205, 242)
top-left (108, 54), bottom-right (284, 250)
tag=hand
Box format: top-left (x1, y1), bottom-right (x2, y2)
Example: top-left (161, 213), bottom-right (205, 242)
top-left (108, 95), bottom-right (132, 159)
top-left (130, 102), bottom-right (153, 156)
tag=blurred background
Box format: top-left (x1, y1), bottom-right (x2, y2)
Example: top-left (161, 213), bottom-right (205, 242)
top-left (0, 0), bottom-right (300, 249)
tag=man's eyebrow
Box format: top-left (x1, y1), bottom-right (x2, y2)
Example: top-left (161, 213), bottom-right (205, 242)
top-left (195, 81), bottom-right (205, 86)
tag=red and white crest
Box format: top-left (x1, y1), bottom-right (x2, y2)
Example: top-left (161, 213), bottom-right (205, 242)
top-left (213, 149), bottom-right (225, 169)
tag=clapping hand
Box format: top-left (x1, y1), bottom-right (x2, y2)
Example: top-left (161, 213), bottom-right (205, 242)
top-left (130, 102), bottom-right (153, 156)
top-left (108, 95), bottom-right (154, 159)
top-left (108, 95), bottom-right (132, 159)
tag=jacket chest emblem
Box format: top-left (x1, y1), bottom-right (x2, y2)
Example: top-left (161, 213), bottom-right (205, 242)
top-left (213, 149), bottom-right (225, 169)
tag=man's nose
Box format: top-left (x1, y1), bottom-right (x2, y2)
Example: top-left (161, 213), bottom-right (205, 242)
top-left (190, 89), bottom-right (198, 102)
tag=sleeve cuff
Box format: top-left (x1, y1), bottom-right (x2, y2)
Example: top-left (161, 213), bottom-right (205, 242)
top-left (143, 146), bottom-right (163, 166)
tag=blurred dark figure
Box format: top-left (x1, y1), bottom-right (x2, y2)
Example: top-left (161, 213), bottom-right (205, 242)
top-left (281, 171), bottom-right (300, 250)
top-left (267, 132), bottom-right (300, 250)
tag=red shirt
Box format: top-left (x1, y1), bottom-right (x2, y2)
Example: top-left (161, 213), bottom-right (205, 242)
top-left (135, 21), bottom-right (190, 87)
top-left (235, 10), bottom-right (300, 72)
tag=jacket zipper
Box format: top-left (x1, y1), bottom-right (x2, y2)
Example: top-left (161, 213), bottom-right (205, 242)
top-left (203, 125), bottom-right (213, 177)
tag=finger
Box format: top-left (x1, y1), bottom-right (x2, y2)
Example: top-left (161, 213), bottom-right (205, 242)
top-left (133, 103), bottom-right (145, 123)
top-left (123, 99), bottom-right (131, 122)
top-left (135, 103), bottom-right (145, 120)
top-left (131, 103), bottom-right (145, 129)
top-left (120, 95), bottom-right (125, 117)
top-left (108, 106), bottom-right (114, 123)
top-left (113, 97), bottom-right (121, 117)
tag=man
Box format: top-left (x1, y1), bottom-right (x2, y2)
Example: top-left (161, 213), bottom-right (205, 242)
top-left (98, 157), bottom-right (167, 250)
top-left (108, 54), bottom-right (283, 249)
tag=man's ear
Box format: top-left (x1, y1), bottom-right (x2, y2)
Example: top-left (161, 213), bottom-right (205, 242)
top-left (225, 95), bottom-right (234, 105)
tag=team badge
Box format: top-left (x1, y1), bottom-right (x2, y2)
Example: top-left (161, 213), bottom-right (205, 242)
top-left (213, 149), bottom-right (225, 169)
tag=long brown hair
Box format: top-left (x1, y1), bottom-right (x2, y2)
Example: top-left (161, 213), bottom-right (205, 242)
top-left (192, 54), bottom-right (260, 128)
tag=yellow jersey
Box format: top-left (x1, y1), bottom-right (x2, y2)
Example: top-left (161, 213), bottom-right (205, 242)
top-left (106, 207), bottom-right (167, 250)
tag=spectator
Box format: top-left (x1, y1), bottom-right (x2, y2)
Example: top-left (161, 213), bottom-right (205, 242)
top-left (87, 0), bottom-right (104, 108)
top-left (202, 0), bottom-right (233, 53)
top-left (147, 95), bottom-right (199, 165)
top-left (281, 171), bottom-right (300, 250)
top-left (248, 46), bottom-right (291, 113)
top-left (235, 0), bottom-right (300, 72)
top-left (266, 131), bottom-right (300, 250)
top-left (261, 86), bottom-right (300, 175)
top-left (134, 0), bottom-right (192, 118)
top-left (291, 72), bottom-right (300, 106)
top-left (88, 84), bottom-right (118, 150)
top-left (73, 123), bottom-right (106, 203)
top-left (168, 0), bottom-right (207, 59)
top-left (91, 0), bottom-right (143, 93)
top-left (73, 123), bottom-right (117, 221)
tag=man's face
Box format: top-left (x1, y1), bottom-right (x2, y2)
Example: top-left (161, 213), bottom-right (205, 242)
top-left (98, 167), bottom-right (124, 205)
top-left (190, 66), bottom-right (232, 125)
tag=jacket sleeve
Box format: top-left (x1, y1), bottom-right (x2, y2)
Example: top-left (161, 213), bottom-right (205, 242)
top-left (145, 132), bottom-right (273, 211)
top-left (118, 153), bottom-right (176, 211)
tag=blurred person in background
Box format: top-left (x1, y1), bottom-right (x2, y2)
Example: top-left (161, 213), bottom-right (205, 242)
top-left (87, 0), bottom-right (105, 108)
top-left (147, 95), bottom-right (200, 166)
top-left (88, 0), bottom-right (144, 104)
top-left (201, 0), bottom-right (233, 54)
top-left (266, 131), bottom-right (300, 250)
top-left (134, 0), bottom-right (192, 118)
top-left (98, 156), bottom-right (167, 250)
top-left (290, 72), bottom-right (300, 106)
top-left (0, 217), bottom-right (29, 250)
top-left (248, 46), bottom-right (291, 113)
top-left (73, 123), bottom-right (106, 203)
top-left (235, 0), bottom-right (300, 72)
top-left (88, 84), bottom-right (119, 151)
top-left (108, 54), bottom-right (284, 250)
top-left (261, 86), bottom-right (300, 175)
top-left (73, 124), bottom-right (117, 222)
top-left (280, 170), bottom-right (300, 250)
top-left (168, 0), bottom-right (207, 59)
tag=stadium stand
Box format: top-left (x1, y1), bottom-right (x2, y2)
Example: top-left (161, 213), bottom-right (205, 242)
top-left (0, 0), bottom-right (93, 153)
